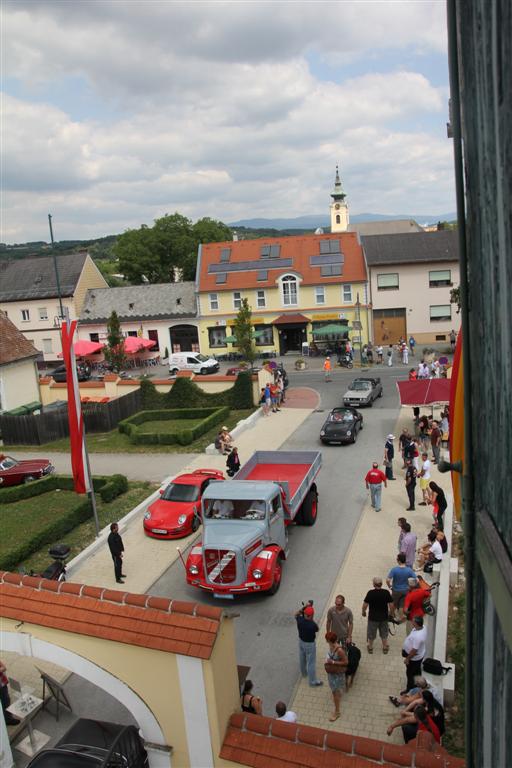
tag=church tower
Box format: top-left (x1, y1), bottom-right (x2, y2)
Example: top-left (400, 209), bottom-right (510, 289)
top-left (330, 165), bottom-right (349, 232)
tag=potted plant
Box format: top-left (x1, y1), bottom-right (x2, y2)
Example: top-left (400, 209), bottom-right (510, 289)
top-left (295, 357), bottom-right (306, 370)
top-left (422, 347), bottom-right (435, 362)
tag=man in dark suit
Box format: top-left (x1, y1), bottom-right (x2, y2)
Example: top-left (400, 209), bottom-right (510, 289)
top-left (108, 522), bottom-right (125, 584)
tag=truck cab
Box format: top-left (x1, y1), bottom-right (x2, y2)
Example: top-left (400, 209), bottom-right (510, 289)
top-left (186, 480), bottom-right (288, 596)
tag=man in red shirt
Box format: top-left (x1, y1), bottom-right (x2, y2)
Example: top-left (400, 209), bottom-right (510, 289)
top-left (403, 578), bottom-right (430, 629)
top-left (364, 462), bottom-right (387, 512)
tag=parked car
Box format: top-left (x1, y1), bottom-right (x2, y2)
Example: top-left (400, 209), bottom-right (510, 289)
top-left (50, 362), bottom-right (91, 382)
top-left (0, 454), bottom-right (54, 486)
top-left (343, 377), bottom-right (382, 407)
top-left (143, 469), bottom-right (224, 539)
top-left (319, 407), bottom-right (363, 445)
top-left (168, 352), bottom-right (219, 376)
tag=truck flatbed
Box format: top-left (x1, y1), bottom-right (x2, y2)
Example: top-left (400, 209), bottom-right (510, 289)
top-left (242, 462), bottom-right (312, 499)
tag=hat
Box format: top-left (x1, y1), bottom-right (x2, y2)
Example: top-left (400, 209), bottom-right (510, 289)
top-left (304, 605), bottom-right (315, 618)
top-left (221, 426), bottom-right (228, 431)
top-left (413, 616), bottom-right (424, 626)
top-left (387, 434), bottom-right (395, 440)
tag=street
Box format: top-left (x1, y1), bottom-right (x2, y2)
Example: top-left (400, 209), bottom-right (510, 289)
top-left (150, 363), bottom-right (406, 713)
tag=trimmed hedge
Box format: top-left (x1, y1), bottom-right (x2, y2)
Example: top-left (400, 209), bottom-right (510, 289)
top-left (139, 371), bottom-right (254, 411)
top-left (118, 406), bottom-right (229, 446)
top-left (0, 472), bottom-right (129, 571)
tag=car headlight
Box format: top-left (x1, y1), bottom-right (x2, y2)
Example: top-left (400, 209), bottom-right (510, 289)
top-left (178, 514), bottom-right (187, 526)
top-left (144, 511), bottom-right (151, 520)
top-left (320, 430), bottom-right (325, 436)
top-left (189, 564), bottom-right (199, 575)
top-left (252, 569), bottom-right (263, 579)
top-left (346, 431), bottom-right (352, 436)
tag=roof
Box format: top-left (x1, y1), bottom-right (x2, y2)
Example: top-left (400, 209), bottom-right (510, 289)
top-left (80, 282), bottom-right (197, 323)
top-left (362, 230), bottom-right (459, 266)
top-left (198, 233), bottom-right (367, 293)
top-left (349, 219), bottom-right (424, 236)
top-left (0, 311), bottom-right (39, 365)
top-left (272, 313), bottom-right (310, 325)
top-left (397, 379), bottom-right (451, 405)
top-left (220, 713), bottom-right (465, 768)
top-left (0, 252), bottom-right (90, 302)
top-left (0, 572), bottom-right (222, 660)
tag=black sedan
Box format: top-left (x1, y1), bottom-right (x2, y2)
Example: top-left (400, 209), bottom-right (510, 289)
top-left (319, 407), bottom-right (363, 445)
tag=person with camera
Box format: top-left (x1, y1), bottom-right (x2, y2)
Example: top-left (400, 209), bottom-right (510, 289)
top-left (294, 602), bottom-right (323, 687)
top-left (324, 631), bottom-right (348, 721)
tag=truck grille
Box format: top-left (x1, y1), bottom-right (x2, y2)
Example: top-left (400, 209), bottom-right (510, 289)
top-left (204, 548), bottom-right (237, 584)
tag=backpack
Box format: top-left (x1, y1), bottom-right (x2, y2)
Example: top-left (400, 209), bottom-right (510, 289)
top-left (423, 657), bottom-right (452, 676)
top-left (423, 561), bottom-right (434, 573)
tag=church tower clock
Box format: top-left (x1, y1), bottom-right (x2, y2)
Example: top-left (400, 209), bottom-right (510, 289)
top-left (330, 165), bottom-right (349, 232)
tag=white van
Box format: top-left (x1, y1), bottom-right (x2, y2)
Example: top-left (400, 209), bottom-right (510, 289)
top-left (168, 352), bottom-right (220, 376)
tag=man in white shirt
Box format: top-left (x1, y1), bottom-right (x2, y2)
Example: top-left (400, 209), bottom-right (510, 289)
top-left (211, 499), bottom-right (234, 519)
top-left (402, 616), bottom-right (427, 692)
top-left (419, 453), bottom-right (431, 505)
top-left (275, 701), bottom-right (297, 723)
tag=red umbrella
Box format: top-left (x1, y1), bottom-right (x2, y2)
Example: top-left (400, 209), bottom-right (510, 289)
top-left (123, 336), bottom-right (156, 354)
top-left (58, 340), bottom-right (104, 358)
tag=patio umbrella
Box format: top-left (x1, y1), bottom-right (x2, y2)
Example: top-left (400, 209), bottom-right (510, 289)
top-left (123, 337), bottom-right (156, 354)
top-left (58, 340), bottom-right (104, 358)
top-left (225, 330), bottom-right (266, 344)
top-left (312, 323), bottom-right (353, 336)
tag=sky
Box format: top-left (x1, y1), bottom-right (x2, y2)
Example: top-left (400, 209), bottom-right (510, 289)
top-left (1, 0), bottom-right (455, 243)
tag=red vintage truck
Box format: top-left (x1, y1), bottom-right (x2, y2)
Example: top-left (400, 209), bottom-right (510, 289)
top-left (185, 450), bottom-right (321, 597)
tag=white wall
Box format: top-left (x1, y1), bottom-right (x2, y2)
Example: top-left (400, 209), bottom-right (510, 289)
top-left (0, 298), bottom-right (75, 361)
top-left (0, 358), bottom-right (40, 411)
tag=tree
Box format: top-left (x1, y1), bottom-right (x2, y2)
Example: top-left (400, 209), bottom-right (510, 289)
top-left (103, 311), bottom-right (127, 372)
top-left (232, 298), bottom-right (257, 367)
top-left (450, 285), bottom-right (461, 313)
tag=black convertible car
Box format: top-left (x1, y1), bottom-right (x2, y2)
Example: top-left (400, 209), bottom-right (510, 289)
top-left (319, 406), bottom-right (363, 445)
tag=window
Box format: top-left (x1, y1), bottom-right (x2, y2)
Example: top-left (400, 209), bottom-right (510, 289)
top-left (429, 269), bottom-right (452, 287)
top-left (220, 248), bottom-right (231, 262)
top-left (260, 244), bottom-right (281, 259)
top-left (216, 273), bottom-right (227, 284)
top-left (89, 333), bottom-right (100, 343)
top-left (256, 290), bottom-right (266, 308)
top-left (281, 275), bottom-right (298, 306)
top-left (336, 215), bottom-right (340, 224)
top-left (430, 305), bottom-right (452, 322)
top-left (254, 324), bottom-right (274, 346)
top-left (38, 307), bottom-right (48, 321)
top-left (209, 293), bottom-right (219, 311)
top-left (42, 338), bottom-right (53, 353)
top-left (127, 331), bottom-right (137, 337)
top-left (233, 291), bottom-right (242, 310)
top-left (257, 270), bottom-right (268, 282)
top-left (148, 329), bottom-right (159, 351)
top-left (377, 273), bottom-right (399, 290)
top-left (315, 286), bottom-right (325, 305)
top-left (320, 239), bottom-right (341, 254)
top-left (342, 284), bottom-right (352, 303)
top-left (208, 327), bottom-right (227, 347)
top-left (260, 244), bottom-right (271, 259)
top-left (21, 309), bottom-right (30, 321)
top-left (321, 264), bottom-right (342, 276)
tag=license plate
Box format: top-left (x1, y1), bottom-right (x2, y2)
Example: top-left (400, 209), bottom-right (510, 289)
top-left (151, 528), bottom-right (168, 535)
top-left (213, 592), bottom-right (234, 599)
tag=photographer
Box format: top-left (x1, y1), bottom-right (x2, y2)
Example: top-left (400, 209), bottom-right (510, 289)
top-left (294, 601), bottom-right (323, 687)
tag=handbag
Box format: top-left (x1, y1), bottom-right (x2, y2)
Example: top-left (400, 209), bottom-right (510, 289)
top-left (423, 657), bottom-right (452, 676)
top-left (324, 647), bottom-right (347, 675)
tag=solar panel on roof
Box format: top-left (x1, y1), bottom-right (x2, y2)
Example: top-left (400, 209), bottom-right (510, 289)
top-left (260, 245), bottom-right (271, 258)
top-left (220, 248), bottom-right (231, 262)
top-left (270, 244), bottom-right (281, 258)
top-left (257, 270), bottom-right (268, 281)
top-left (216, 273), bottom-right (227, 284)
top-left (321, 264), bottom-right (343, 276)
top-left (319, 240), bottom-right (331, 254)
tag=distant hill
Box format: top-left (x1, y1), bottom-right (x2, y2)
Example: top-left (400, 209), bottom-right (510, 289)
top-left (230, 212), bottom-right (457, 229)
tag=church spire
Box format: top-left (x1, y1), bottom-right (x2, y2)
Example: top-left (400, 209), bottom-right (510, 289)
top-left (331, 164), bottom-right (346, 202)
top-left (329, 164), bottom-right (349, 232)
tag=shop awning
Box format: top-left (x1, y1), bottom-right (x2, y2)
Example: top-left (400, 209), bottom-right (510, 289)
top-left (272, 313), bottom-right (309, 325)
top-left (397, 379), bottom-right (451, 406)
top-left (312, 323), bottom-right (352, 335)
top-left (225, 329), bottom-right (267, 343)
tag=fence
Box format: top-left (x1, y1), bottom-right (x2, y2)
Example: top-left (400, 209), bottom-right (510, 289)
top-left (0, 389), bottom-right (142, 446)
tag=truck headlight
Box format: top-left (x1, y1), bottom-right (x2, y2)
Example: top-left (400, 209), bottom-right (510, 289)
top-left (144, 511), bottom-right (151, 520)
top-left (252, 569), bottom-right (263, 579)
top-left (189, 564), bottom-right (199, 575)
top-left (178, 514), bottom-right (187, 526)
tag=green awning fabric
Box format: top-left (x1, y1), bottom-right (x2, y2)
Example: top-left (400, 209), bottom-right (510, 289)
top-left (312, 323), bottom-right (353, 336)
top-left (225, 329), bottom-right (267, 344)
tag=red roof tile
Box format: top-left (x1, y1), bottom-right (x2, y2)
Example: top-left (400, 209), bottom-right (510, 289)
top-left (220, 714), bottom-right (466, 768)
top-left (0, 572), bottom-right (222, 659)
top-left (199, 233), bottom-right (367, 292)
top-left (0, 311), bottom-right (39, 366)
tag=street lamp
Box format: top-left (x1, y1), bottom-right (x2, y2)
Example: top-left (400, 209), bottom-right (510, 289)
top-left (355, 293), bottom-right (363, 367)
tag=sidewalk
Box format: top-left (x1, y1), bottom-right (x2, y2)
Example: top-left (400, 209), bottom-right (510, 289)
top-left (289, 407), bottom-right (447, 744)
top-left (69, 403), bottom-right (314, 590)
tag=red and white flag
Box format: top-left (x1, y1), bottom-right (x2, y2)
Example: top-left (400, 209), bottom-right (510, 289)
top-left (61, 320), bottom-right (89, 494)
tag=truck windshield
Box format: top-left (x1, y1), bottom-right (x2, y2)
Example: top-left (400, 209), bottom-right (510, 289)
top-left (351, 381), bottom-right (371, 390)
top-left (205, 499), bottom-right (266, 520)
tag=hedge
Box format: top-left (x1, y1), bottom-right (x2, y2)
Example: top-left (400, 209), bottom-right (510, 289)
top-left (0, 472), bottom-right (129, 570)
top-left (139, 371), bottom-right (254, 411)
top-left (118, 406), bottom-right (229, 446)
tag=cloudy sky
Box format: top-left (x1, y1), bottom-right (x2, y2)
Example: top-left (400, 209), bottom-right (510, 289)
top-left (2, 0), bottom-right (455, 243)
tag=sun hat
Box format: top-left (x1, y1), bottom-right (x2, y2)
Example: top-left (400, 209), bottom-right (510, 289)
top-left (387, 434), bottom-right (395, 440)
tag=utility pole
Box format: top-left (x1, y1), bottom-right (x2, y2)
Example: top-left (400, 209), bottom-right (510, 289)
top-left (356, 293), bottom-right (363, 367)
top-left (48, 214), bottom-right (64, 319)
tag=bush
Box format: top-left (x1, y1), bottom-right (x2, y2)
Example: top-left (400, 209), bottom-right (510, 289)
top-left (99, 474), bottom-right (128, 503)
top-left (164, 372), bottom-right (254, 409)
top-left (139, 378), bottom-right (164, 410)
top-left (118, 406), bottom-right (229, 446)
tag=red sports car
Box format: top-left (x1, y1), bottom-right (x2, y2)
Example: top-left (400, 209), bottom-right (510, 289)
top-left (0, 454), bottom-right (54, 487)
top-left (143, 468), bottom-right (224, 539)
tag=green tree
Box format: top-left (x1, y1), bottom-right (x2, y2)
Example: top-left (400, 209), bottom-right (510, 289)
top-left (233, 298), bottom-right (257, 367)
top-left (450, 285), bottom-right (461, 313)
top-left (103, 311), bottom-right (127, 372)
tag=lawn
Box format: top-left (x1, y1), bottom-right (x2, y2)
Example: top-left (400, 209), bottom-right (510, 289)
top-left (3, 482), bottom-right (156, 575)
top-left (4, 408), bottom-right (256, 454)
top-left (137, 417), bottom-right (204, 434)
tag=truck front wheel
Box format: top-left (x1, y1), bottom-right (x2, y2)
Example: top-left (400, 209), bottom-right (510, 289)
top-left (267, 560), bottom-right (283, 595)
top-left (299, 490), bottom-right (318, 526)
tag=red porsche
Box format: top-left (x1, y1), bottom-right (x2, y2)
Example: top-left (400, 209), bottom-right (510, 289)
top-left (0, 454), bottom-right (54, 487)
top-left (143, 468), bottom-right (224, 539)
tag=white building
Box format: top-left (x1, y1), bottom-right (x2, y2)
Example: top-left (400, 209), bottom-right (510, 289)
top-left (0, 311), bottom-right (40, 412)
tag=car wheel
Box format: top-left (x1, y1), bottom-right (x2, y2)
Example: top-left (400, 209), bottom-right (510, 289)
top-left (359, 419), bottom-right (363, 430)
top-left (368, 400), bottom-right (373, 408)
top-left (267, 560), bottom-right (282, 595)
top-left (23, 475), bottom-right (36, 484)
top-left (170, 368), bottom-right (178, 376)
top-left (351, 431), bottom-right (357, 444)
top-left (378, 390), bottom-right (383, 398)
top-left (191, 515), bottom-right (200, 533)
top-left (299, 489), bottom-right (318, 526)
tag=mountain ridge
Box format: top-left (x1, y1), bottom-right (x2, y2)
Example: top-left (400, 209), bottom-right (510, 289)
top-left (229, 212), bottom-right (457, 229)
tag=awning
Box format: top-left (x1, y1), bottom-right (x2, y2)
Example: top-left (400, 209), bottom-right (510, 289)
top-left (225, 329), bottom-right (267, 343)
top-left (272, 313), bottom-right (309, 325)
top-left (397, 379), bottom-right (451, 406)
top-left (312, 323), bottom-right (352, 335)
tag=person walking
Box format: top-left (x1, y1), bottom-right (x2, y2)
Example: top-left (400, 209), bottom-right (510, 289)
top-left (295, 604), bottom-right (323, 687)
top-left (430, 420), bottom-right (442, 464)
top-left (108, 522), bottom-right (125, 584)
top-left (409, 336), bottom-right (416, 356)
top-left (362, 577), bottom-right (395, 654)
top-left (400, 522), bottom-right (418, 568)
top-left (365, 462), bottom-right (388, 512)
top-left (450, 329), bottom-right (457, 351)
top-left (404, 459), bottom-right (417, 511)
top-left (376, 345), bottom-right (384, 364)
top-left (418, 453), bottom-right (432, 505)
top-left (402, 616), bottom-right (427, 693)
top-left (0, 661), bottom-right (20, 726)
top-left (326, 595), bottom-right (354, 647)
top-left (324, 631), bottom-right (348, 721)
top-left (401, 343), bottom-right (409, 365)
top-left (226, 446), bottom-right (241, 477)
top-left (384, 434), bottom-right (396, 480)
top-left (387, 345), bottom-right (393, 366)
top-left (386, 553), bottom-right (417, 616)
top-left (323, 356), bottom-right (332, 382)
